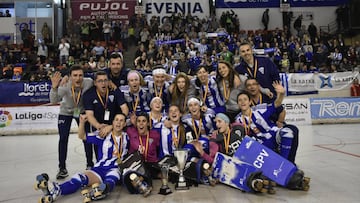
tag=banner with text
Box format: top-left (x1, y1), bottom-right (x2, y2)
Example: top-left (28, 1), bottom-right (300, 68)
top-left (71, 0), bottom-right (136, 23)
top-left (0, 106), bottom-right (77, 135)
top-left (310, 97), bottom-right (360, 120)
top-left (216, 0), bottom-right (349, 8)
top-left (314, 72), bottom-right (358, 91)
top-left (0, 81), bottom-right (51, 106)
top-left (287, 72), bottom-right (359, 94)
top-left (143, 0), bottom-right (210, 24)
top-left (282, 98), bottom-right (312, 125)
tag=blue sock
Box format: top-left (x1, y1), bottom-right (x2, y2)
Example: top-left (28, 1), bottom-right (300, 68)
top-left (59, 173), bottom-right (89, 195)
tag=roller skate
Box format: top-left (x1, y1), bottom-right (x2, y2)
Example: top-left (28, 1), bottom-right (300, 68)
top-left (261, 176), bottom-right (276, 195)
top-left (202, 162), bottom-right (217, 186)
top-left (247, 172), bottom-right (270, 193)
top-left (129, 173), bottom-right (152, 197)
top-left (80, 183), bottom-right (109, 203)
top-left (287, 169), bottom-right (310, 191)
top-left (34, 173), bottom-right (60, 203)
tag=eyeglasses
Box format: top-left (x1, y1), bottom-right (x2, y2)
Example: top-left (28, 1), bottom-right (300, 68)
top-left (96, 79), bottom-right (109, 83)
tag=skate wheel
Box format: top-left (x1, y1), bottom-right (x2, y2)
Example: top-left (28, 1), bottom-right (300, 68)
top-left (81, 189), bottom-right (90, 196)
top-left (260, 188), bottom-right (267, 193)
top-left (303, 177), bottom-right (311, 184)
top-left (270, 181), bottom-right (277, 187)
top-left (143, 186), bottom-right (152, 197)
top-left (83, 197), bottom-right (92, 203)
top-left (262, 179), bottom-right (269, 186)
top-left (94, 191), bottom-right (102, 198)
top-left (39, 196), bottom-right (52, 203)
top-left (302, 185), bottom-right (310, 191)
top-left (92, 183), bottom-right (100, 189)
top-left (253, 180), bottom-right (264, 192)
top-left (129, 173), bottom-right (138, 181)
top-left (268, 189), bottom-right (276, 195)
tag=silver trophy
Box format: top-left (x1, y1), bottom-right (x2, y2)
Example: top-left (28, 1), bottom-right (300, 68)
top-left (158, 163), bottom-right (172, 195)
top-left (174, 149), bottom-right (189, 190)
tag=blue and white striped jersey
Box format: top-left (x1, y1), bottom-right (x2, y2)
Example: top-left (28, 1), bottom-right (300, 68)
top-left (86, 131), bottom-right (130, 169)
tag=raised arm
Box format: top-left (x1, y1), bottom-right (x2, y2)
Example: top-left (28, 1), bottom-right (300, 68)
top-left (273, 81), bottom-right (285, 108)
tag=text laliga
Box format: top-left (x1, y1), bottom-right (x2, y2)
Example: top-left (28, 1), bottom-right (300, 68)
top-left (253, 149), bottom-right (269, 169)
top-left (80, 2), bottom-right (129, 11)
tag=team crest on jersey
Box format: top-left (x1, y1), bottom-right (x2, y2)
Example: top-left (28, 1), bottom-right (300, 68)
top-left (93, 99), bottom-right (98, 104)
top-left (109, 95), bottom-right (114, 102)
top-left (259, 67), bottom-right (264, 74)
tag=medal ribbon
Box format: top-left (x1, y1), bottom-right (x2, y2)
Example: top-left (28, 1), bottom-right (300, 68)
top-left (224, 129), bottom-right (231, 154)
top-left (250, 94), bottom-right (262, 106)
top-left (155, 85), bottom-right (163, 98)
top-left (96, 88), bottom-right (109, 109)
top-left (149, 112), bottom-right (162, 129)
top-left (222, 80), bottom-right (230, 101)
top-left (192, 118), bottom-right (202, 140)
top-left (247, 59), bottom-right (258, 78)
top-left (111, 131), bottom-right (123, 161)
top-left (71, 85), bottom-right (82, 107)
top-left (139, 132), bottom-right (149, 161)
top-left (202, 82), bottom-right (209, 104)
top-left (171, 127), bottom-right (179, 149)
top-left (132, 94), bottom-right (139, 112)
top-left (242, 110), bottom-right (252, 135)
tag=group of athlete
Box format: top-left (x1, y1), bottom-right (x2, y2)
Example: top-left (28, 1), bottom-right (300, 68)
top-left (34, 42), bottom-right (309, 202)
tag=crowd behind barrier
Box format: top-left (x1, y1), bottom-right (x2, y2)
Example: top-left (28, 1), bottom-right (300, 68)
top-left (1, 11), bottom-right (360, 83)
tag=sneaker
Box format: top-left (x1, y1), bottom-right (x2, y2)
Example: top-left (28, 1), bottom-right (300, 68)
top-left (56, 168), bottom-right (69, 180)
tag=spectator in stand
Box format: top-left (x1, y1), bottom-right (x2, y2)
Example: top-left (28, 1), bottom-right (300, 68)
top-left (307, 22), bottom-right (317, 43)
top-left (351, 78), bottom-right (360, 97)
top-left (102, 20), bottom-right (112, 44)
top-left (293, 15), bottom-right (302, 36)
top-left (262, 9), bottom-right (270, 30)
top-left (58, 38), bottom-right (70, 65)
top-left (88, 57), bottom-right (97, 71)
top-left (21, 24), bottom-right (32, 49)
top-left (41, 22), bottom-right (51, 44)
top-left (92, 41), bottom-right (105, 60)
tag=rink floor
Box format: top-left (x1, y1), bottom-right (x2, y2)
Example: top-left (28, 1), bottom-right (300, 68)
top-left (0, 123), bottom-right (359, 203)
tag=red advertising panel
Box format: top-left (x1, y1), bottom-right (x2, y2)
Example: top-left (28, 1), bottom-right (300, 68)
top-left (71, 0), bottom-right (136, 23)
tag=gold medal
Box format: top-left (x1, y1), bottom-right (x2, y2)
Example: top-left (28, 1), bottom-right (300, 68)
top-left (117, 159), bottom-right (122, 165)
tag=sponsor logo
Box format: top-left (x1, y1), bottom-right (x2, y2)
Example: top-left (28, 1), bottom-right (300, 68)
top-left (79, 0), bottom-right (129, 11)
top-left (319, 75), bottom-right (333, 88)
top-left (145, 2), bottom-right (204, 15)
top-left (15, 112), bottom-right (58, 121)
top-left (0, 110), bottom-right (12, 128)
top-left (18, 83), bottom-right (50, 97)
top-left (311, 99), bottom-right (360, 117)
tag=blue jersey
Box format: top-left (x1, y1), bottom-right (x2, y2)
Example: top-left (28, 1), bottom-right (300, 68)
top-left (83, 87), bottom-right (127, 127)
top-left (194, 76), bottom-right (225, 113)
top-left (181, 112), bottom-right (216, 138)
top-left (121, 85), bottom-right (151, 113)
top-left (86, 131), bottom-right (130, 169)
top-left (234, 103), bottom-right (279, 144)
top-left (145, 79), bottom-right (171, 111)
top-left (235, 56), bottom-right (280, 94)
top-left (148, 112), bottom-right (168, 130)
top-left (159, 123), bottom-right (195, 158)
